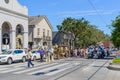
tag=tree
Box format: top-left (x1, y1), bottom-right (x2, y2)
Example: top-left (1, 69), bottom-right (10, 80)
top-left (57, 17), bottom-right (89, 47)
top-left (57, 17), bottom-right (110, 48)
top-left (111, 15), bottom-right (120, 48)
top-left (77, 25), bottom-right (108, 47)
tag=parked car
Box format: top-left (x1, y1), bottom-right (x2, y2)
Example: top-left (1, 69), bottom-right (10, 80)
top-left (31, 50), bottom-right (40, 61)
top-left (0, 49), bottom-right (27, 64)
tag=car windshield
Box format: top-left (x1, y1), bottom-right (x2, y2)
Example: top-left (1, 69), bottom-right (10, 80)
top-left (1, 51), bottom-right (12, 54)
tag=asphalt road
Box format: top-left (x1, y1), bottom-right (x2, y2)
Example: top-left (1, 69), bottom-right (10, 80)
top-left (0, 58), bottom-right (112, 80)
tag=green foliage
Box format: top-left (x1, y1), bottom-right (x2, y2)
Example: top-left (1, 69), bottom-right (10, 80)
top-left (111, 15), bottom-right (120, 47)
top-left (57, 17), bottom-right (110, 48)
top-left (112, 57), bottom-right (120, 64)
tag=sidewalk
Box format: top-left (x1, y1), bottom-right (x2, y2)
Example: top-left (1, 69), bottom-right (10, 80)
top-left (107, 62), bottom-right (120, 71)
top-left (105, 63), bottom-right (120, 80)
top-left (104, 60), bottom-right (120, 80)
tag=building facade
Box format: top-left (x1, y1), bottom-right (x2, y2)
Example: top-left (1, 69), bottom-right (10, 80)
top-left (28, 16), bottom-right (53, 49)
top-left (52, 31), bottom-right (74, 49)
top-left (0, 0), bottom-right (28, 52)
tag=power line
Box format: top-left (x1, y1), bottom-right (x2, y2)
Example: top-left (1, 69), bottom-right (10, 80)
top-left (87, 0), bottom-right (108, 26)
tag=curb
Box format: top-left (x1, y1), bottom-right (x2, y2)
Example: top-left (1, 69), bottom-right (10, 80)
top-left (107, 64), bottom-right (120, 71)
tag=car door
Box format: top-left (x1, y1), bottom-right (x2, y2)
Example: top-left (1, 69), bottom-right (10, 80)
top-left (17, 50), bottom-right (24, 60)
top-left (12, 50), bottom-right (19, 61)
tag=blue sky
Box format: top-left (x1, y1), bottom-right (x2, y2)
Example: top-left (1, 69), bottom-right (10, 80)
top-left (18, 0), bottom-right (120, 35)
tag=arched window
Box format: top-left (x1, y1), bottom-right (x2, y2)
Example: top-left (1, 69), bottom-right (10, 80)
top-left (2, 33), bottom-right (9, 45)
top-left (17, 27), bottom-right (22, 34)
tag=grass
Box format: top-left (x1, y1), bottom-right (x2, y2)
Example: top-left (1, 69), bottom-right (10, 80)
top-left (112, 57), bottom-right (120, 64)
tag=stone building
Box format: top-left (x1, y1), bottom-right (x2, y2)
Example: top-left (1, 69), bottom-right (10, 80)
top-left (28, 16), bottom-right (53, 49)
top-left (0, 0), bottom-right (28, 52)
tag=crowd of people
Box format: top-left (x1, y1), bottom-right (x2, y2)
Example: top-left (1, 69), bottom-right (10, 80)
top-left (26, 45), bottom-right (115, 68)
top-left (69, 48), bottom-right (88, 58)
top-left (69, 45), bottom-right (113, 59)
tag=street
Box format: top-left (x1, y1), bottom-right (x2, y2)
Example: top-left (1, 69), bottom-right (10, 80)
top-left (0, 57), bottom-right (119, 80)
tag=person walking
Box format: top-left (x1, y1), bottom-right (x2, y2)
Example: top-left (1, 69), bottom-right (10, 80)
top-left (38, 48), bottom-right (44, 62)
top-left (27, 49), bottom-right (34, 68)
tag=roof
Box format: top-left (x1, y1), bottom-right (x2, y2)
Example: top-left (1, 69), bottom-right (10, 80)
top-left (52, 31), bottom-right (74, 46)
top-left (28, 15), bottom-right (53, 30)
top-left (52, 31), bottom-right (62, 45)
top-left (52, 31), bottom-right (58, 39)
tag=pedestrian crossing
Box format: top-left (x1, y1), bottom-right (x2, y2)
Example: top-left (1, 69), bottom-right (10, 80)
top-left (28, 63), bottom-right (69, 75)
top-left (13, 62), bottom-right (58, 74)
top-left (1, 67), bottom-right (24, 73)
top-left (0, 60), bottom-right (82, 76)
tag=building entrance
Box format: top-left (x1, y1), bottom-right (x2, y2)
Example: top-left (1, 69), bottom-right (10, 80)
top-left (2, 33), bottom-right (10, 45)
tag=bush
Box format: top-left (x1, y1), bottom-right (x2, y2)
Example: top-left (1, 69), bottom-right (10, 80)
top-left (112, 57), bottom-right (120, 64)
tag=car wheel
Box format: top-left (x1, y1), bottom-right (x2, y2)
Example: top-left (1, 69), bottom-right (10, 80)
top-left (22, 57), bottom-right (26, 62)
top-left (33, 56), bottom-right (36, 61)
top-left (7, 58), bottom-right (12, 64)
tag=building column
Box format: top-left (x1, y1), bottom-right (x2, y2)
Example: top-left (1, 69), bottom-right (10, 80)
top-left (0, 27), bottom-right (2, 53)
top-left (23, 32), bottom-right (28, 49)
top-left (10, 29), bottom-right (16, 49)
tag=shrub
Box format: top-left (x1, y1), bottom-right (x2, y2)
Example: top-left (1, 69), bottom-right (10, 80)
top-left (112, 57), bottom-right (120, 64)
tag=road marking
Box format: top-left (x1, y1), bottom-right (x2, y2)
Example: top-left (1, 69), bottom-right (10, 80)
top-left (0, 67), bottom-right (24, 73)
top-left (13, 63), bottom-right (58, 74)
top-left (28, 63), bottom-right (69, 75)
top-left (45, 64), bottom-right (75, 75)
top-left (0, 68), bottom-right (9, 71)
top-left (82, 62), bottom-right (95, 71)
top-left (0, 62), bottom-right (28, 68)
top-left (13, 61), bottom-right (49, 68)
top-left (0, 59), bottom-right (83, 75)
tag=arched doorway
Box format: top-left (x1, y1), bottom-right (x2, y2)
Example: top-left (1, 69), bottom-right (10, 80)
top-left (16, 24), bottom-right (24, 49)
top-left (3, 33), bottom-right (9, 45)
top-left (2, 22), bottom-right (11, 49)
